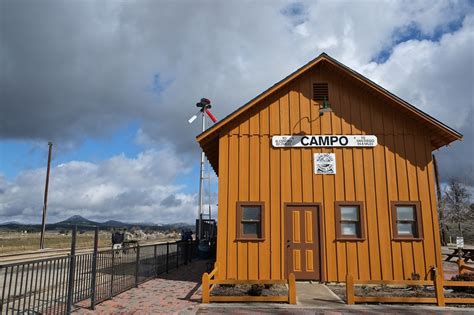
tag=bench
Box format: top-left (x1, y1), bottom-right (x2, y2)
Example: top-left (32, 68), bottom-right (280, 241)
top-left (445, 248), bottom-right (474, 262)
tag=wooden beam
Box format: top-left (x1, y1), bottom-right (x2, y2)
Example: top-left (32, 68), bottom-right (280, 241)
top-left (354, 297), bottom-right (437, 303)
top-left (210, 296), bottom-right (289, 302)
top-left (288, 273), bottom-right (296, 304)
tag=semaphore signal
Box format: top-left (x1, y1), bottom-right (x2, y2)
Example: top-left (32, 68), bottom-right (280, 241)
top-left (188, 98), bottom-right (217, 240)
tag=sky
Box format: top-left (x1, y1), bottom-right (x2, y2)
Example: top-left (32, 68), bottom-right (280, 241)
top-left (0, 0), bottom-right (473, 224)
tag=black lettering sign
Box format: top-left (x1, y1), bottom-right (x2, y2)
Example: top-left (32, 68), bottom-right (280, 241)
top-left (340, 136), bottom-right (348, 146)
top-left (301, 136), bottom-right (309, 146)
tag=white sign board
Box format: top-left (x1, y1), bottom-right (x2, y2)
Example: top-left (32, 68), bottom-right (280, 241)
top-left (272, 135), bottom-right (377, 148)
top-left (314, 153), bottom-right (336, 175)
top-left (456, 236), bottom-right (464, 249)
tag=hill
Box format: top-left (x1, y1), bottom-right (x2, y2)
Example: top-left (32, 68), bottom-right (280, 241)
top-left (0, 215), bottom-right (194, 232)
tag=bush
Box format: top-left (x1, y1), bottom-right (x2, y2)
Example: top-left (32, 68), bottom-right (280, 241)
top-left (248, 284), bottom-right (264, 296)
top-left (449, 273), bottom-right (474, 293)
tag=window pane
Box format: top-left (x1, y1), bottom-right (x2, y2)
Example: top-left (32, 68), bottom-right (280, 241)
top-left (242, 206), bottom-right (261, 221)
top-left (243, 223), bottom-right (260, 236)
top-left (341, 223), bottom-right (358, 236)
top-left (397, 223), bottom-right (415, 235)
top-left (396, 206), bottom-right (415, 220)
top-left (341, 206), bottom-right (359, 221)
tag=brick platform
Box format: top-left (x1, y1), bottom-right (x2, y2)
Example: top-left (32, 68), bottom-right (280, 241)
top-left (75, 259), bottom-right (210, 315)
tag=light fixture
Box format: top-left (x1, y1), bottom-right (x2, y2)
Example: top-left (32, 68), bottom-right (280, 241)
top-left (319, 96), bottom-right (332, 116)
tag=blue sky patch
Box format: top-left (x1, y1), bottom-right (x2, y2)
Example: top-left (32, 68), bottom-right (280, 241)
top-left (281, 2), bottom-right (308, 26)
top-left (0, 122), bottom-right (142, 180)
top-left (372, 16), bottom-right (466, 63)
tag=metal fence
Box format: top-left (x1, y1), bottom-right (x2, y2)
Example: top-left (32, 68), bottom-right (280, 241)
top-left (0, 227), bottom-right (198, 314)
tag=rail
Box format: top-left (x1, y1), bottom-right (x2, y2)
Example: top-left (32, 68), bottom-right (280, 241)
top-left (0, 226), bottom-right (198, 314)
top-left (346, 269), bottom-right (474, 306)
top-left (202, 263), bottom-right (296, 304)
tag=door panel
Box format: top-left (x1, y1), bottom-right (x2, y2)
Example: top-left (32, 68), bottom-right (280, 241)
top-left (285, 205), bottom-right (320, 280)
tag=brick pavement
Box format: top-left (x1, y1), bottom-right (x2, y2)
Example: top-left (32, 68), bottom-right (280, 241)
top-left (72, 256), bottom-right (472, 314)
top-left (75, 259), bottom-right (210, 315)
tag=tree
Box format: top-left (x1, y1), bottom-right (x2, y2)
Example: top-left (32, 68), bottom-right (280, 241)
top-left (444, 180), bottom-right (473, 236)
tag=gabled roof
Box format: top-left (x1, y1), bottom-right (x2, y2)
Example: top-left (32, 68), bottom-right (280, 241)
top-left (197, 52), bottom-right (463, 175)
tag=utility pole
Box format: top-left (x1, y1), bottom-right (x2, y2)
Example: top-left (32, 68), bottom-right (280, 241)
top-left (40, 142), bottom-right (53, 250)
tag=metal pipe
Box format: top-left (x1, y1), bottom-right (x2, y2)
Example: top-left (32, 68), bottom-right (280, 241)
top-left (66, 226), bottom-right (77, 314)
top-left (40, 142), bottom-right (53, 250)
top-left (90, 227), bottom-right (99, 310)
top-left (197, 112), bottom-right (206, 240)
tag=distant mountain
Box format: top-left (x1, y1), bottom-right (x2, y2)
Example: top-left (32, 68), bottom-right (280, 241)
top-left (0, 221), bottom-right (21, 226)
top-left (0, 215), bottom-right (195, 232)
top-left (101, 220), bottom-right (129, 227)
top-left (57, 215), bottom-right (97, 225)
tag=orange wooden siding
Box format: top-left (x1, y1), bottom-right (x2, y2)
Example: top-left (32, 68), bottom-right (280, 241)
top-left (216, 63), bottom-right (442, 282)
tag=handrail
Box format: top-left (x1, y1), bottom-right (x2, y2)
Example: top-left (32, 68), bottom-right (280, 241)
top-left (346, 271), bottom-right (474, 306)
top-left (201, 266), bottom-right (296, 304)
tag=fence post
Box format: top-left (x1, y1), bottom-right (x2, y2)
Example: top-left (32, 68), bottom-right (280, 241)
top-left (288, 273), bottom-right (296, 304)
top-left (184, 241), bottom-right (188, 265)
top-left (110, 250), bottom-right (115, 297)
top-left (346, 273), bottom-right (355, 305)
top-left (176, 242), bottom-right (179, 269)
top-left (166, 242), bottom-right (169, 273)
top-left (201, 272), bottom-right (210, 303)
top-left (135, 245), bottom-right (140, 287)
top-left (188, 241), bottom-right (191, 264)
top-left (90, 227), bottom-right (99, 310)
top-left (435, 271), bottom-right (445, 306)
top-left (154, 244), bottom-right (157, 277)
top-left (457, 258), bottom-right (465, 274)
top-left (66, 225), bottom-right (77, 314)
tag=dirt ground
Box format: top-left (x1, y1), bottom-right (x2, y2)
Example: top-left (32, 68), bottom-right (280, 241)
top-left (0, 231), bottom-right (179, 254)
top-left (0, 231), bottom-right (111, 253)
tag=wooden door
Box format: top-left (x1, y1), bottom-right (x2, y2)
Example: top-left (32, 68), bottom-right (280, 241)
top-left (285, 205), bottom-right (320, 280)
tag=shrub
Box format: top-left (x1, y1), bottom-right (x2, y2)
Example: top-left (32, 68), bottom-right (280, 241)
top-left (248, 284), bottom-right (264, 296)
top-left (449, 273), bottom-right (474, 293)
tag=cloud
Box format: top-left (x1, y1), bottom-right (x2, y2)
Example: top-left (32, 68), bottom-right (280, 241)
top-left (0, 149), bottom-right (198, 224)
top-left (0, 0), bottom-right (473, 217)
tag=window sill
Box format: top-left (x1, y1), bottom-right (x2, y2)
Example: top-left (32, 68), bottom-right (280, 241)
top-left (392, 237), bottom-right (424, 241)
top-left (235, 238), bottom-right (265, 242)
top-left (336, 237), bottom-right (365, 242)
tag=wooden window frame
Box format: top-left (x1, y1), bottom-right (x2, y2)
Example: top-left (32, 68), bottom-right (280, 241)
top-left (236, 202), bottom-right (265, 241)
top-left (390, 201), bottom-right (423, 241)
top-left (335, 201), bottom-right (365, 241)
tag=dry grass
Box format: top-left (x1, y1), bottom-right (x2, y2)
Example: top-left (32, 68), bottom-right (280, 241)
top-left (0, 231), bottom-right (111, 254)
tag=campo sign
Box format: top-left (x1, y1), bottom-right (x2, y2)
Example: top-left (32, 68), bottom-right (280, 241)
top-left (272, 135), bottom-right (377, 148)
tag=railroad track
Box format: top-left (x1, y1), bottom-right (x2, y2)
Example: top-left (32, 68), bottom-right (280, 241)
top-left (0, 240), bottom-right (177, 265)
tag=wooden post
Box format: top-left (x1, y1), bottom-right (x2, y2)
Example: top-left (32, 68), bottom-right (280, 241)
top-left (457, 258), bottom-right (465, 274)
top-left (214, 261), bottom-right (219, 278)
top-left (434, 272), bottom-right (445, 306)
top-left (346, 273), bottom-right (355, 305)
top-left (39, 142), bottom-right (53, 250)
top-left (202, 273), bottom-right (210, 303)
top-left (288, 273), bottom-right (296, 304)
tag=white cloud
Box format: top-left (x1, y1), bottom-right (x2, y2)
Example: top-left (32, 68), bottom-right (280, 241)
top-left (0, 0), bottom-right (473, 220)
top-left (0, 149), bottom-right (198, 224)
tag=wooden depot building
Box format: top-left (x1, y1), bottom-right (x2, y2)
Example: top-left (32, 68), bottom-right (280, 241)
top-left (196, 53), bottom-right (462, 282)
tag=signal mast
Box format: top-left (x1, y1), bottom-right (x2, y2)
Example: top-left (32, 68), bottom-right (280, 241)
top-left (188, 98), bottom-right (217, 240)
